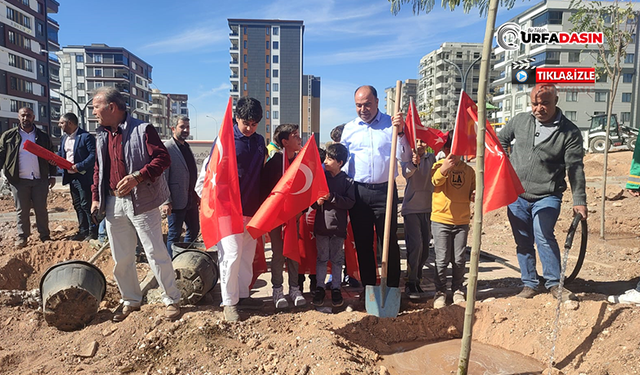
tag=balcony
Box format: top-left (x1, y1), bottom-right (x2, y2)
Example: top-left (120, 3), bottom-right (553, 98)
top-left (230, 60), bottom-right (239, 66)
top-left (230, 74), bottom-right (239, 79)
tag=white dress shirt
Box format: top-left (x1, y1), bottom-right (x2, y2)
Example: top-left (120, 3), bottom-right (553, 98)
top-left (18, 128), bottom-right (40, 179)
top-left (64, 128), bottom-right (78, 173)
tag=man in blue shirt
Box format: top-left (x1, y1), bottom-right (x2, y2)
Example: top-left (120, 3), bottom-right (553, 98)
top-left (341, 85), bottom-right (410, 291)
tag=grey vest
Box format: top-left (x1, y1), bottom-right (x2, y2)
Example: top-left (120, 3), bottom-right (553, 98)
top-left (95, 115), bottom-right (170, 215)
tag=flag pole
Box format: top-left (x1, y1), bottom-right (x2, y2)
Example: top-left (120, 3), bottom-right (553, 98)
top-left (409, 96), bottom-right (418, 153)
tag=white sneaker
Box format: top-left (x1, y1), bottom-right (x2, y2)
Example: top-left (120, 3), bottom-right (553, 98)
top-left (608, 289), bottom-right (640, 305)
top-left (273, 287), bottom-right (288, 309)
top-left (453, 290), bottom-right (466, 304)
top-left (434, 292), bottom-right (446, 309)
top-left (289, 286), bottom-right (306, 307)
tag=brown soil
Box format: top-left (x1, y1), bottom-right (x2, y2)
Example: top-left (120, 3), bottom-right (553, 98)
top-left (0, 151), bottom-right (639, 375)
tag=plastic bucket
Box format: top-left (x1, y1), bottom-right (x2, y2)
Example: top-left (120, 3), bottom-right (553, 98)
top-left (171, 243), bottom-right (219, 305)
top-left (39, 260), bottom-right (107, 331)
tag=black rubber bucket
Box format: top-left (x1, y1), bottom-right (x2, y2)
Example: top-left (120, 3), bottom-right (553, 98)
top-left (39, 260), bottom-right (107, 331)
top-left (171, 243), bottom-right (219, 305)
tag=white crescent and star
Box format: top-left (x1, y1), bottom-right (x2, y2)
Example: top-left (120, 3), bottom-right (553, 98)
top-left (291, 164), bottom-right (313, 195)
top-left (210, 137), bottom-right (224, 188)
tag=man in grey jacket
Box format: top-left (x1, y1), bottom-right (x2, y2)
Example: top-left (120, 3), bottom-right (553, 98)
top-left (498, 84), bottom-right (587, 301)
top-left (161, 117), bottom-right (200, 257)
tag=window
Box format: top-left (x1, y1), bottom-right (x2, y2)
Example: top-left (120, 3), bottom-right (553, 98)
top-left (595, 92), bottom-right (607, 102)
top-left (273, 69), bottom-right (278, 78)
top-left (565, 111), bottom-right (577, 121)
top-left (94, 69), bottom-right (102, 77)
top-left (8, 53), bottom-right (33, 72)
top-left (76, 55), bottom-right (84, 63)
top-left (76, 69), bottom-right (84, 76)
top-left (94, 82), bottom-right (103, 88)
top-left (266, 26), bottom-right (270, 35)
top-left (625, 54), bottom-right (634, 64)
top-left (456, 52), bottom-right (463, 59)
top-left (568, 52), bottom-right (580, 63)
top-left (273, 97), bottom-right (279, 105)
top-left (273, 83), bottom-right (279, 92)
top-left (473, 52), bottom-right (480, 59)
top-left (78, 96), bottom-right (85, 104)
top-left (515, 96), bottom-right (523, 111)
top-left (266, 83), bottom-right (270, 91)
top-left (622, 93), bottom-right (632, 102)
top-left (594, 111), bottom-right (605, 116)
top-left (266, 41), bottom-right (270, 49)
top-left (504, 99), bottom-right (511, 111)
top-left (243, 40), bottom-right (247, 49)
top-left (6, 7), bottom-right (31, 30)
top-left (77, 83), bottom-right (85, 90)
top-left (243, 68), bottom-right (247, 76)
top-left (37, 23), bottom-right (43, 36)
top-left (273, 41), bottom-right (279, 50)
top-left (243, 54), bottom-right (247, 63)
top-left (10, 76), bottom-right (33, 94)
top-left (266, 111), bottom-right (270, 119)
top-left (266, 69), bottom-right (269, 77)
top-left (8, 30), bottom-right (31, 50)
top-left (623, 73), bottom-right (633, 83)
top-left (273, 27), bottom-right (279, 35)
top-left (244, 83), bottom-right (247, 91)
top-left (532, 11), bottom-right (562, 27)
top-left (596, 74), bottom-right (607, 83)
top-left (266, 97), bottom-right (270, 105)
top-left (566, 92), bottom-right (578, 102)
top-left (273, 111), bottom-right (279, 119)
top-left (94, 54), bottom-right (102, 63)
top-left (266, 55), bottom-right (269, 63)
top-left (273, 55), bottom-right (279, 64)
top-left (10, 99), bottom-right (32, 112)
top-left (621, 112), bottom-right (631, 123)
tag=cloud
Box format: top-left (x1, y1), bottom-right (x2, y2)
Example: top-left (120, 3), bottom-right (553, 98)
top-left (141, 27), bottom-right (228, 54)
top-left (193, 83), bottom-right (232, 101)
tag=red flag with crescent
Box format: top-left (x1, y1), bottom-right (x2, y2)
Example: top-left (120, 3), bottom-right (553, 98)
top-left (199, 97), bottom-right (244, 248)
top-left (404, 100), bottom-right (447, 154)
top-left (247, 135), bottom-right (329, 263)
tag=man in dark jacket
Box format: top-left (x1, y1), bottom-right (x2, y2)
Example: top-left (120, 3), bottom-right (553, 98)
top-left (0, 107), bottom-right (56, 248)
top-left (498, 84), bottom-right (587, 301)
top-left (311, 143), bottom-right (355, 307)
top-left (57, 113), bottom-right (96, 241)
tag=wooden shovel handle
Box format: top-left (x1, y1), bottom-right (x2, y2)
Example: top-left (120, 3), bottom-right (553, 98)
top-left (381, 80), bottom-right (402, 281)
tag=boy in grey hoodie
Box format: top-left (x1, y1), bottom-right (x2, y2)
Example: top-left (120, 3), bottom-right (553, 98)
top-left (311, 143), bottom-right (355, 307)
top-left (401, 138), bottom-right (436, 298)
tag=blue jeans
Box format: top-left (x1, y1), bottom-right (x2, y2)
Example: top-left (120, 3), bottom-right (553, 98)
top-left (166, 205), bottom-right (200, 258)
top-left (431, 221), bottom-right (468, 293)
top-left (507, 195), bottom-right (562, 290)
top-left (98, 219), bottom-right (107, 241)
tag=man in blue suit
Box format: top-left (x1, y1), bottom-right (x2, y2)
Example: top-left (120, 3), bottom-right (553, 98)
top-left (57, 113), bottom-right (96, 241)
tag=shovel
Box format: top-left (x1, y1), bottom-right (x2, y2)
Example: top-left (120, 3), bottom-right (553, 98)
top-left (365, 80), bottom-right (403, 318)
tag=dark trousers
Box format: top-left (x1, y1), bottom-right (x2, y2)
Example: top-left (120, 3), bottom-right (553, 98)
top-left (166, 205), bottom-right (200, 257)
top-left (10, 178), bottom-right (50, 240)
top-left (349, 182), bottom-right (400, 287)
top-left (69, 178), bottom-right (95, 235)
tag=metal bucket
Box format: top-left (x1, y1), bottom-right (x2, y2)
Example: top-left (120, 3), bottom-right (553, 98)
top-left (171, 243), bottom-right (219, 305)
top-left (39, 260), bottom-right (106, 331)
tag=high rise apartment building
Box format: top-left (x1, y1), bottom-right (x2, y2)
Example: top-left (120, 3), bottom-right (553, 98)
top-left (418, 43), bottom-right (496, 131)
top-left (0, 0), bottom-right (60, 134)
top-left (150, 89), bottom-right (189, 138)
top-left (492, 0), bottom-right (640, 130)
top-left (228, 19), bottom-right (304, 144)
top-left (57, 44), bottom-right (153, 132)
top-left (302, 74), bottom-right (320, 146)
top-left (384, 78), bottom-right (418, 115)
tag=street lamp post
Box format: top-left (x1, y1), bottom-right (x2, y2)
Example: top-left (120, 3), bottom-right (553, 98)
top-left (206, 115), bottom-right (218, 136)
top-left (55, 90), bottom-right (93, 129)
top-left (443, 55), bottom-right (482, 94)
top-left (188, 103), bottom-right (198, 140)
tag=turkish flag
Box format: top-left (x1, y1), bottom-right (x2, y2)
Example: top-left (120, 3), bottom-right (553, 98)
top-left (405, 100), bottom-right (447, 154)
top-left (199, 97), bottom-right (245, 248)
top-left (23, 140), bottom-right (74, 170)
top-left (247, 134), bottom-right (329, 263)
top-left (454, 91), bottom-right (525, 214)
top-left (298, 210), bottom-right (317, 275)
top-left (452, 91), bottom-right (478, 156)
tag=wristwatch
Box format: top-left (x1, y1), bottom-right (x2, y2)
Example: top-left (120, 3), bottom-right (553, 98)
top-left (131, 170), bottom-right (143, 183)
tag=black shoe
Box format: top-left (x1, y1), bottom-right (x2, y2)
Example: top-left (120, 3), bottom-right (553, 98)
top-left (405, 282), bottom-right (421, 299)
top-left (312, 287), bottom-right (325, 306)
top-left (40, 236), bottom-right (51, 243)
top-left (331, 288), bottom-right (344, 307)
top-left (71, 232), bottom-right (87, 241)
top-left (517, 286), bottom-right (539, 299)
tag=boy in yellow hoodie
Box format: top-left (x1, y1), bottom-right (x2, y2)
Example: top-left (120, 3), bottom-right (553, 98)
top-left (430, 135), bottom-right (475, 309)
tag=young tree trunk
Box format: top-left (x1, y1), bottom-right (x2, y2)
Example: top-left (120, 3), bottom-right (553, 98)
top-left (456, 0), bottom-right (499, 373)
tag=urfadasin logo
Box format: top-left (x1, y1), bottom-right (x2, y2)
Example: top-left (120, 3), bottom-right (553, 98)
top-left (496, 23), bottom-right (603, 51)
top-left (496, 22), bottom-right (521, 51)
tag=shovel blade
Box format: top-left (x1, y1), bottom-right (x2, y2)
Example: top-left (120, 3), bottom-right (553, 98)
top-left (365, 284), bottom-right (401, 318)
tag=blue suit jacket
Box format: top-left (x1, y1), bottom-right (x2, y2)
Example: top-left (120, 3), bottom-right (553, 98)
top-left (57, 127), bottom-right (96, 186)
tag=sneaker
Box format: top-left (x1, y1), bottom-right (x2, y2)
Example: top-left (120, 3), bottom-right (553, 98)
top-left (164, 304), bottom-right (181, 321)
top-left (238, 297), bottom-right (264, 310)
top-left (608, 289), bottom-right (640, 305)
top-left (312, 287), bottom-right (325, 306)
top-left (517, 286), bottom-right (539, 299)
top-left (15, 238), bottom-right (27, 249)
top-left (223, 305), bottom-right (240, 322)
top-left (433, 292), bottom-right (446, 309)
top-left (549, 285), bottom-right (577, 301)
top-left (289, 286), bottom-right (306, 307)
top-left (273, 287), bottom-right (288, 309)
top-left (112, 304), bottom-right (140, 322)
top-left (70, 232), bottom-right (87, 241)
top-left (331, 288), bottom-right (344, 307)
top-left (40, 236), bottom-right (51, 243)
top-left (453, 290), bottom-right (466, 304)
top-left (405, 282), bottom-right (421, 299)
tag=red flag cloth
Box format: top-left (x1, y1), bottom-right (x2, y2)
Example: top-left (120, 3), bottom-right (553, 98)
top-left (199, 97), bottom-right (245, 248)
top-left (23, 140), bottom-right (73, 170)
top-left (298, 210), bottom-right (317, 275)
top-left (250, 236), bottom-right (267, 289)
top-left (247, 135), bottom-right (329, 250)
top-left (405, 100), bottom-right (447, 154)
top-left (452, 91), bottom-right (479, 156)
top-left (344, 222), bottom-right (360, 281)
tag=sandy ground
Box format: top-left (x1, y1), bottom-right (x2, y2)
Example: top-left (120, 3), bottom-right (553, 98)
top-left (0, 151), bottom-right (639, 374)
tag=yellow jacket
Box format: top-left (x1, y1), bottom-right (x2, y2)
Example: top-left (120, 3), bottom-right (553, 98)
top-left (431, 159), bottom-right (475, 225)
